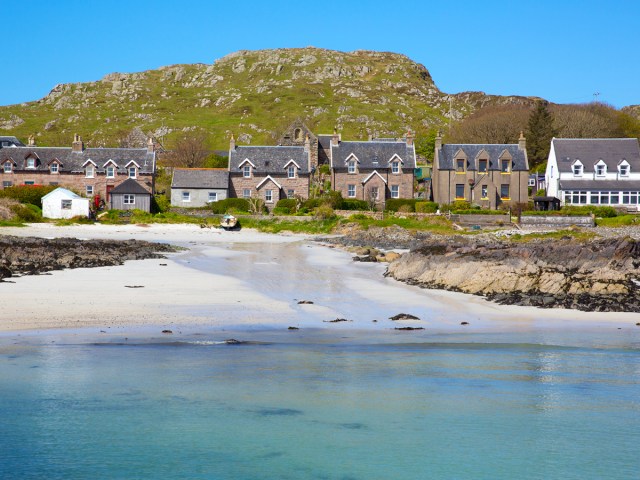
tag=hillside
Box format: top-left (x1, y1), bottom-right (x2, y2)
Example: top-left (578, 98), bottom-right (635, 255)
top-left (0, 47), bottom-right (541, 149)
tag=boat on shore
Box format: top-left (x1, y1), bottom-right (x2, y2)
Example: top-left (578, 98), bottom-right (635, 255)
top-left (220, 214), bottom-right (239, 230)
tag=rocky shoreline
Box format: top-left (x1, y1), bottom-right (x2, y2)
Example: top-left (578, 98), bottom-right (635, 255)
top-left (320, 226), bottom-right (640, 313)
top-left (0, 235), bottom-right (177, 282)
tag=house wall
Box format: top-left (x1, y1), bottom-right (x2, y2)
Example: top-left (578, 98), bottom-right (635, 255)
top-left (545, 144), bottom-right (559, 197)
top-left (111, 193), bottom-right (151, 211)
top-left (42, 195), bottom-right (89, 219)
top-left (333, 170), bottom-right (414, 201)
top-left (170, 188), bottom-right (228, 207)
top-left (229, 173), bottom-right (310, 200)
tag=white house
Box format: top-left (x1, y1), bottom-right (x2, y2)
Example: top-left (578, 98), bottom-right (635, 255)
top-left (545, 138), bottom-right (640, 210)
top-left (170, 168), bottom-right (229, 207)
top-left (42, 188), bottom-right (90, 219)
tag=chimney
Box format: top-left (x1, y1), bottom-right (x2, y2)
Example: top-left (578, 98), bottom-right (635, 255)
top-left (147, 137), bottom-right (155, 154)
top-left (229, 133), bottom-right (236, 151)
top-left (435, 130), bottom-right (443, 151)
top-left (518, 131), bottom-right (526, 150)
top-left (72, 134), bottom-right (84, 153)
top-left (304, 133), bottom-right (311, 152)
top-left (406, 129), bottom-right (414, 146)
top-left (332, 127), bottom-right (340, 146)
top-left (28, 134), bottom-right (35, 147)
top-left (367, 132), bottom-right (373, 142)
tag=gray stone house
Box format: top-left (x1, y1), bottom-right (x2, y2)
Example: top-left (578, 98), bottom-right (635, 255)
top-left (110, 178), bottom-right (152, 212)
top-left (432, 133), bottom-right (530, 209)
top-left (171, 168), bottom-right (229, 207)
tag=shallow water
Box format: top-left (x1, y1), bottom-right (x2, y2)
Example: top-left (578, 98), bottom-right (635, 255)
top-left (1, 330), bottom-right (639, 480)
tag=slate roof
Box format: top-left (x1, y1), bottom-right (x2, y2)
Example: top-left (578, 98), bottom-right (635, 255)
top-left (559, 179), bottom-right (640, 190)
top-left (42, 187), bottom-right (83, 200)
top-left (317, 135), bottom-right (335, 150)
top-left (552, 138), bottom-right (640, 173)
top-left (0, 136), bottom-right (25, 147)
top-left (171, 168), bottom-right (229, 189)
top-left (0, 146), bottom-right (155, 174)
top-left (110, 179), bottom-right (151, 195)
top-left (229, 146), bottom-right (310, 174)
top-left (331, 140), bottom-right (416, 170)
top-left (437, 144), bottom-right (528, 171)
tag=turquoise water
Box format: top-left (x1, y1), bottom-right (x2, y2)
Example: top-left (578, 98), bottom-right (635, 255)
top-left (1, 331), bottom-right (639, 479)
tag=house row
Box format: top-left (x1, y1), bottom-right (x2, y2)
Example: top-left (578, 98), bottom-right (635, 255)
top-left (0, 134), bottom-right (156, 211)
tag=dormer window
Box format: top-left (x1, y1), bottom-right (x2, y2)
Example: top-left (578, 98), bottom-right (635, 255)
top-left (85, 165), bottom-right (95, 178)
top-left (287, 165), bottom-right (296, 178)
top-left (391, 161), bottom-right (400, 174)
top-left (348, 160), bottom-right (356, 174)
top-left (595, 161), bottom-right (606, 177)
top-left (243, 165), bottom-right (251, 178)
top-left (26, 158), bottom-right (35, 169)
top-left (619, 162), bottom-right (630, 177)
top-left (106, 166), bottom-right (115, 178)
top-left (50, 163), bottom-right (59, 174)
top-left (128, 166), bottom-right (137, 178)
top-left (501, 159), bottom-right (511, 173)
top-left (478, 159), bottom-right (488, 173)
top-left (572, 161), bottom-right (583, 176)
top-left (3, 162), bottom-right (12, 173)
top-left (456, 158), bottom-right (465, 173)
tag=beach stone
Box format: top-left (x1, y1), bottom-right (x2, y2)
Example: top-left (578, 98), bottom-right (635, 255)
top-left (297, 300), bottom-right (314, 304)
top-left (394, 327), bottom-right (424, 331)
top-left (389, 313), bottom-right (420, 321)
top-left (162, 330), bottom-right (173, 334)
top-left (288, 326), bottom-right (299, 330)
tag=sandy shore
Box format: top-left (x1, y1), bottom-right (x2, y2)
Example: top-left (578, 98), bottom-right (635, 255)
top-left (1, 223), bottom-right (638, 335)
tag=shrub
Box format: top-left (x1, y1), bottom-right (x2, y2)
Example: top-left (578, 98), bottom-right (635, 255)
top-left (153, 194), bottom-right (171, 213)
top-left (397, 204), bottom-right (413, 213)
top-left (301, 198), bottom-right (322, 211)
top-left (275, 198), bottom-right (297, 214)
top-left (10, 203), bottom-right (42, 222)
top-left (562, 205), bottom-right (618, 218)
top-left (341, 199), bottom-right (369, 211)
top-left (210, 198), bottom-right (250, 214)
top-left (272, 207), bottom-right (291, 215)
top-left (535, 188), bottom-right (546, 197)
top-left (318, 164), bottom-right (331, 175)
top-left (0, 185), bottom-right (57, 208)
top-left (385, 199), bottom-right (418, 212)
top-left (314, 205), bottom-right (335, 220)
top-left (449, 200), bottom-right (472, 211)
top-left (415, 201), bottom-right (439, 213)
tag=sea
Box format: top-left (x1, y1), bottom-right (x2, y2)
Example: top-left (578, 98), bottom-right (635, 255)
top-left (1, 239), bottom-right (640, 479)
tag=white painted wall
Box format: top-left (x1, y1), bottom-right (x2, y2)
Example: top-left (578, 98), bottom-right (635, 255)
top-left (42, 188), bottom-right (90, 219)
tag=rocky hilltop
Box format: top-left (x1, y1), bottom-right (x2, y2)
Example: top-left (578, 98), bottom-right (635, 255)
top-left (0, 47), bottom-right (539, 148)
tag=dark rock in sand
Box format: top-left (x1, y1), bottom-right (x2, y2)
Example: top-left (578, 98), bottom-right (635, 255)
top-left (389, 313), bottom-right (420, 321)
top-left (394, 327), bottom-right (425, 331)
top-left (162, 330), bottom-right (173, 334)
top-left (323, 318), bottom-right (351, 323)
top-left (224, 339), bottom-right (245, 344)
top-left (352, 255), bottom-right (378, 262)
top-left (297, 300), bottom-right (314, 304)
top-left (461, 321), bottom-right (469, 325)
top-left (125, 285), bottom-right (145, 288)
top-left (288, 326), bottom-right (299, 330)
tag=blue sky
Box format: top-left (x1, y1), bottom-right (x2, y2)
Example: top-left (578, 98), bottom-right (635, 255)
top-left (3, 0), bottom-right (638, 108)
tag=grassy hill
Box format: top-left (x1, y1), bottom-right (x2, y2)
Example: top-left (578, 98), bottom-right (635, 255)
top-left (0, 47), bottom-right (541, 150)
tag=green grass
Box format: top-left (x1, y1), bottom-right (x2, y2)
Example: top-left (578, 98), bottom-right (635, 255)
top-left (595, 215), bottom-right (640, 227)
top-left (238, 217), bottom-right (340, 234)
top-left (346, 214), bottom-right (460, 233)
top-left (508, 229), bottom-right (596, 242)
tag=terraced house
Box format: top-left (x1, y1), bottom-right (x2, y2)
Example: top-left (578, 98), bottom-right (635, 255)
top-left (431, 132), bottom-right (530, 209)
top-left (0, 134), bottom-right (156, 203)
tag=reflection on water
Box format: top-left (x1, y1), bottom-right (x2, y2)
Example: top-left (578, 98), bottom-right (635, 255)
top-left (1, 333), bottom-right (639, 480)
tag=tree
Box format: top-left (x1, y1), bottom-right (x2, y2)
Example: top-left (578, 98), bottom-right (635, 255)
top-left (165, 132), bottom-right (210, 168)
top-left (447, 105), bottom-right (530, 144)
top-left (527, 101), bottom-right (556, 169)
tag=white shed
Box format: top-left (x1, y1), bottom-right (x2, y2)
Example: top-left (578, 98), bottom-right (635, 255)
top-left (42, 188), bottom-right (90, 219)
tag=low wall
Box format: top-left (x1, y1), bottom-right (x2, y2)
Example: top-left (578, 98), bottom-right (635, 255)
top-left (448, 213), bottom-right (512, 226)
top-left (334, 210), bottom-right (383, 220)
top-left (519, 215), bottom-right (595, 228)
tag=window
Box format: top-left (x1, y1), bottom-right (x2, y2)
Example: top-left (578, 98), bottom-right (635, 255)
top-left (106, 166), bottom-right (115, 178)
top-left (348, 161), bottom-right (356, 174)
top-left (500, 184), bottom-right (510, 199)
top-left (455, 184), bottom-right (465, 199)
top-left (242, 188), bottom-right (251, 199)
top-left (620, 164), bottom-right (630, 176)
top-left (478, 159), bottom-right (488, 173)
top-left (265, 189), bottom-right (273, 203)
top-left (86, 185), bottom-right (93, 196)
top-left (528, 178), bottom-right (536, 187)
top-left (288, 165), bottom-right (296, 178)
top-left (456, 159), bottom-right (465, 173)
top-left (49, 182), bottom-right (58, 186)
top-left (481, 185), bottom-right (488, 199)
top-left (182, 191), bottom-right (191, 202)
top-left (391, 161), bottom-right (400, 174)
top-left (50, 163), bottom-right (59, 174)
top-left (208, 192), bottom-right (218, 202)
top-left (287, 189), bottom-right (295, 199)
top-left (85, 165), bottom-right (94, 178)
top-left (565, 190), bottom-right (587, 205)
top-left (347, 184), bottom-right (356, 198)
top-left (370, 186), bottom-right (379, 200)
top-left (2, 181), bottom-right (12, 188)
top-left (26, 158), bottom-right (35, 169)
top-left (24, 181), bottom-right (34, 185)
top-left (501, 159), bottom-right (511, 173)
top-left (61, 199), bottom-right (72, 210)
top-left (391, 185), bottom-right (399, 199)
top-left (128, 167), bottom-right (137, 178)
top-left (3, 162), bottom-right (11, 173)
top-left (123, 194), bottom-right (135, 205)
top-left (243, 165), bottom-right (251, 178)
top-left (595, 163), bottom-right (606, 176)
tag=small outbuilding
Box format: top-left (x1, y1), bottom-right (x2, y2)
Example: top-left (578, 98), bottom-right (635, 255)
top-left (171, 168), bottom-right (229, 207)
top-left (42, 188), bottom-right (90, 219)
top-left (110, 178), bottom-right (152, 212)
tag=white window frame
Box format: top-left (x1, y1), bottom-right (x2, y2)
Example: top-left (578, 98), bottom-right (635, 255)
top-left (243, 165), bottom-right (251, 178)
top-left (620, 164), bottom-right (630, 177)
top-left (61, 199), bottom-right (72, 210)
top-left (287, 189), bottom-right (294, 199)
top-left (26, 158), bottom-right (35, 169)
top-left (481, 185), bottom-right (488, 199)
top-left (50, 163), bottom-right (59, 174)
top-left (182, 191), bottom-right (191, 202)
top-left (2, 181), bottom-right (12, 188)
top-left (347, 184), bottom-right (356, 198)
top-left (85, 165), bottom-right (94, 178)
top-left (391, 185), bottom-right (400, 199)
top-left (106, 166), bottom-right (115, 178)
top-left (348, 161), bottom-right (356, 174)
top-left (391, 161), bottom-right (400, 174)
top-left (371, 186), bottom-right (379, 200)
top-left (242, 188), bottom-right (251, 199)
top-left (287, 165), bottom-right (296, 178)
top-left (3, 162), bottom-right (11, 173)
top-left (595, 163), bottom-right (606, 177)
top-left (123, 194), bottom-right (135, 205)
top-left (265, 189), bottom-right (273, 203)
top-left (572, 164), bottom-right (583, 176)
top-left (86, 185), bottom-right (93, 196)
top-left (208, 192), bottom-right (218, 202)
top-left (128, 167), bottom-right (137, 179)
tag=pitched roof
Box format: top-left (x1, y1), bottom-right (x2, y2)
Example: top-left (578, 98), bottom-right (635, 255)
top-left (559, 179), bottom-right (640, 190)
top-left (42, 187), bottom-right (84, 200)
top-left (317, 134), bottom-right (335, 150)
top-left (171, 168), bottom-right (229, 189)
top-left (229, 145), bottom-right (310, 174)
top-left (331, 140), bottom-right (416, 169)
top-left (0, 136), bottom-right (25, 147)
top-left (110, 178), bottom-right (151, 195)
top-left (0, 146), bottom-right (155, 174)
top-left (552, 138), bottom-right (640, 172)
top-left (437, 144), bottom-right (528, 171)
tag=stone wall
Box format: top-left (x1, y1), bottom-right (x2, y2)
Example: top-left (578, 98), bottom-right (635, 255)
top-left (229, 173), bottom-right (310, 201)
top-left (519, 215), bottom-right (595, 228)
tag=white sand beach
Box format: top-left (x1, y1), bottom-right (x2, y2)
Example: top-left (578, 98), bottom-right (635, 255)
top-left (1, 223), bottom-right (638, 334)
